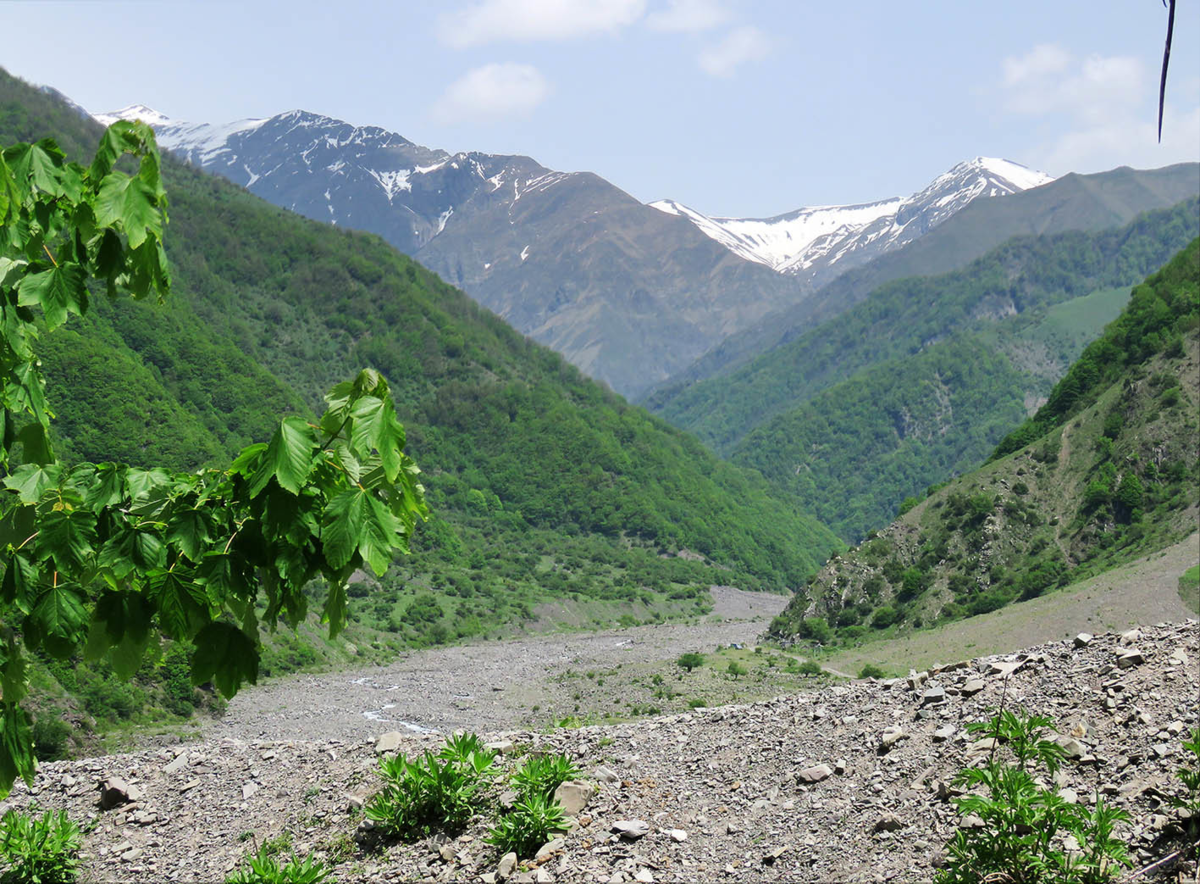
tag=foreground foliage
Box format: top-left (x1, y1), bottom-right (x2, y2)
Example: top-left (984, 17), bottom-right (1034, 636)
top-left (0, 124), bottom-right (426, 792)
top-left (485, 793), bottom-right (568, 858)
top-left (937, 709), bottom-right (1130, 884)
top-left (365, 739), bottom-right (498, 839)
top-left (0, 809), bottom-right (80, 884)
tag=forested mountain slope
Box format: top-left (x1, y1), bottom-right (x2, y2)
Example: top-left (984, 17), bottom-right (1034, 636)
top-left (724, 201), bottom-right (1200, 541)
top-left (768, 239), bottom-right (1200, 643)
top-left (645, 162), bottom-right (1200, 403)
top-left (0, 69), bottom-right (840, 654)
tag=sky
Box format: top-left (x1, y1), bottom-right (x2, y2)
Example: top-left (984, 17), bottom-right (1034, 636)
top-left (1, 0), bottom-right (1197, 218)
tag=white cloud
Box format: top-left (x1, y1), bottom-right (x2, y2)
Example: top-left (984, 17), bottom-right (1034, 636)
top-left (439, 0), bottom-right (646, 48)
top-left (432, 63), bottom-right (551, 124)
top-left (1000, 43), bottom-right (1200, 175)
top-left (645, 0), bottom-right (728, 32)
top-left (698, 25), bottom-right (770, 77)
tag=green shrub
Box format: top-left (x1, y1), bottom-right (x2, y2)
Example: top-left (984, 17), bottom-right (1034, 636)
top-left (936, 709), bottom-right (1131, 884)
top-left (485, 793), bottom-right (567, 858)
top-left (796, 660), bottom-right (823, 676)
top-left (511, 754), bottom-right (581, 802)
top-left (1170, 727), bottom-right (1200, 852)
top-left (726, 662), bottom-right (747, 680)
top-left (224, 845), bottom-right (331, 884)
top-left (870, 606), bottom-right (899, 629)
top-left (0, 809), bottom-right (81, 884)
top-left (676, 653), bottom-right (704, 673)
top-left (858, 664), bottom-right (887, 679)
top-left (31, 718), bottom-right (71, 763)
top-left (366, 737), bottom-right (497, 839)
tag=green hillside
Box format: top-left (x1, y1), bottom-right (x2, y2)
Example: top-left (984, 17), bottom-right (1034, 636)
top-left (656, 200), bottom-right (1199, 455)
top-left (767, 239), bottom-right (1200, 644)
top-left (0, 68), bottom-right (840, 660)
top-left (644, 162), bottom-right (1200, 399)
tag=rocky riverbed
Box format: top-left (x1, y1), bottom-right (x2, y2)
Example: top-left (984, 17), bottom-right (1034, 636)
top-left (2, 619), bottom-right (1196, 883)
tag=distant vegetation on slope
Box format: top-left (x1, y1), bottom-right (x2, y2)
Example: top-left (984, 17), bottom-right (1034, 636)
top-left (644, 161), bottom-right (1200, 399)
top-left (768, 239), bottom-right (1200, 644)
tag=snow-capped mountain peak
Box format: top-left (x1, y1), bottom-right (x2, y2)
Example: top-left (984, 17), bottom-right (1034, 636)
top-left (651, 157), bottom-right (1054, 284)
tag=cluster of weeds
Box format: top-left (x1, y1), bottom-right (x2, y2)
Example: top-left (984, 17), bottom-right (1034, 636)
top-left (0, 809), bottom-right (80, 884)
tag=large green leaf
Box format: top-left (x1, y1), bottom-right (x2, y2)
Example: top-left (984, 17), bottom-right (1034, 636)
top-left (321, 486), bottom-right (368, 570)
top-left (2, 464), bottom-right (60, 505)
top-left (2, 140), bottom-right (64, 199)
top-left (190, 622), bottom-right (258, 698)
top-left (28, 581), bottom-right (88, 657)
top-left (36, 506), bottom-right (97, 570)
top-left (322, 581), bottom-right (348, 638)
top-left (250, 416), bottom-right (315, 497)
top-left (148, 570), bottom-right (209, 641)
top-left (0, 704), bottom-right (35, 795)
top-left (84, 590), bottom-right (154, 678)
top-left (168, 509), bottom-right (210, 563)
top-left (15, 263), bottom-right (87, 329)
top-left (94, 171), bottom-right (161, 249)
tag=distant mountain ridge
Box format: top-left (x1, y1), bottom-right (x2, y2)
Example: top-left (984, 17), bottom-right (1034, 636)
top-left (651, 157), bottom-right (1053, 289)
top-left (90, 102), bottom-right (1052, 398)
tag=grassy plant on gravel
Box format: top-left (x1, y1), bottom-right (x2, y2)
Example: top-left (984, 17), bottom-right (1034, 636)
top-left (366, 735), bottom-right (497, 840)
top-left (0, 809), bottom-right (80, 884)
top-left (1170, 727), bottom-right (1200, 856)
top-left (485, 793), bottom-right (568, 858)
top-left (224, 845), bottom-right (331, 884)
top-left (512, 753), bottom-right (581, 801)
top-left (936, 708), bottom-right (1131, 884)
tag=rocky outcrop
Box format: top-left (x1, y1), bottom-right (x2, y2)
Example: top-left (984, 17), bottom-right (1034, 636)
top-left (1, 621), bottom-right (1195, 882)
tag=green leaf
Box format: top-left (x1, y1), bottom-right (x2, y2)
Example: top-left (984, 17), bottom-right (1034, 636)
top-left (3, 464), bottom-right (61, 505)
top-left (15, 421), bottom-right (53, 466)
top-left (84, 463), bottom-right (125, 511)
top-left (36, 506), bottom-right (97, 570)
top-left (167, 509), bottom-right (210, 563)
top-left (0, 703), bottom-right (36, 798)
top-left (190, 622), bottom-right (258, 698)
top-left (94, 171), bottom-right (161, 249)
top-left (321, 487), bottom-right (368, 571)
top-left (85, 591), bottom-right (154, 678)
top-left (3, 140), bottom-right (65, 198)
top-left (15, 263), bottom-right (87, 329)
top-left (0, 554), bottom-right (38, 615)
top-left (147, 570), bottom-right (209, 641)
top-left (322, 581), bottom-right (349, 639)
top-left (28, 581), bottom-right (88, 657)
top-left (89, 120), bottom-right (143, 181)
top-left (250, 416), bottom-right (315, 497)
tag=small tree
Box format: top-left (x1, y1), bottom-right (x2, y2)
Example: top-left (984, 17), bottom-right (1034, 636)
top-left (0, 124), bottom-right (427, 793)
top-left (726, 661), bottom-right (746, 680)
top-left (676, 652), bottom-right (704, 673)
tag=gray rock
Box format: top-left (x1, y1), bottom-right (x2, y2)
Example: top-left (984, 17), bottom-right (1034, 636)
top-left (498, 851), bottom-right (518, 879)
top-left (921, 686), bottom-right (947, 706)
top-left (375, 732), bottom-right (404, 755)
top-left (988, 660), bottom-right (1022, 678)
top-left (879, 728), bottom-right (908, 752)
top-left (612, 819), bottom-right (650, 839)
top-left (594, 766), bottom-right (621, 784)
top-left (99, 777), bottom-right (142, 809)
top-left (486, 740), bottom-right (515, 754)
top-left (796, 763), bottom-right (833, 783)
top-left (552, 780), bottom-right (593, 816)
top-left (1074, 633), bottom-right (1093, 648)
top-left (242, 782), bottom-right (259, 800)
top-left (534, 838), bottom-right (564, 859)
top-left (960, 678), bottom-right (985, 697)
top-left (873, 812), bottom-right (905, 832)
top-left (667, 828), bottom-right (688, 842)
top-left (1116, 649), bottom-right (1145, 669)
top-left (163, 754), bottom-right (188, 775)
top-left (933, 725), bottom-right (956, 743)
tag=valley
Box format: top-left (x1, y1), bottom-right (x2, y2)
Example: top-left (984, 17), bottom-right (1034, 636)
top-left (0, 7), bottom-right (1199, 879)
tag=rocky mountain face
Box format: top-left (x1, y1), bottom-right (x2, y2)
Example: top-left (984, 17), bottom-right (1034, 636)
top-left (651, 157), bottom-right (1054, 289)
top-left (6, 621), bottom-right (1196, 882)
top-left (91, 105), bottom-right (808, 398)
top-left (90, 105), bottom-right (1048, 399)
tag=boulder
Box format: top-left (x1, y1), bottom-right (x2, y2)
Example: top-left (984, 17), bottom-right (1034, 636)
top-left (375, 732), bottom-right (404, 754)
top-left (1116, 649), bottom-right (1145, 669)
top-left (99, 777), bottom-right (142, 809)
top-left (921, 686), bottom-right (947, 706)
top-left (1073, 633), bottom-right (1093, 648)
top-left (879, 728), bottom-right (908, 752)
top-left (498, 852), bottom-right (518, 879)
top-left (873, 812), bottom-right (905, 832)
top-left (552, 781), bottom-right (593, 816)
top-left (960, 678), bottom-right (985, 697)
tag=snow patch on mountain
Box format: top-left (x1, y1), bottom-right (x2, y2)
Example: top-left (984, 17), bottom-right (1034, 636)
top-left (651, 157), bottom-right (1054, 278)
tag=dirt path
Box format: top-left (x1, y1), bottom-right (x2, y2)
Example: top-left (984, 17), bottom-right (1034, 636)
top-left (206, 587), bottom-right (789, 742)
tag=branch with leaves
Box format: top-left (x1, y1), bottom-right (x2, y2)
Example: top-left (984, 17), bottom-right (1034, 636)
top-left (0, 123), bottom-right (427, 793)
